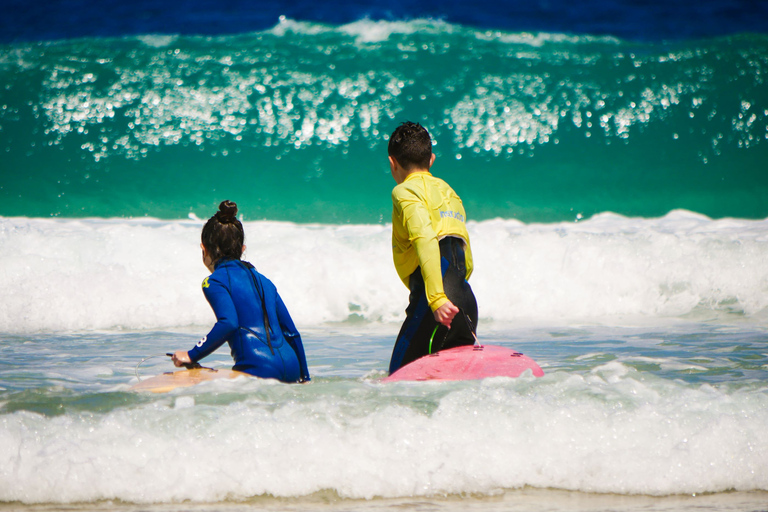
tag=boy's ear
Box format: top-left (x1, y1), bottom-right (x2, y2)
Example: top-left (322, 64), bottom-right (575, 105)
top-left (429, 153), bottom-right (436, 168)
top-left (389, 155), bottom-right (398, 172)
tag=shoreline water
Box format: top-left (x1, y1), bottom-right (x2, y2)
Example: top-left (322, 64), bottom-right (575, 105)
top-left (1, 322), bottom-right (766, 507)
top-left (2, 489), bottom-right (768, 512)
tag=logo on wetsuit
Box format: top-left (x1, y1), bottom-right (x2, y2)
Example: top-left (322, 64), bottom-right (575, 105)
top-left (440, 210), bottom-right (465, 222)
top-left (197, 335), bottom-right (207, 348)
top-left (202, 277), bottom-right (210, 289)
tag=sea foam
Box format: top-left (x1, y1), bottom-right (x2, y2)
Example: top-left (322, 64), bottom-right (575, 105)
top-left (1, 210), bottom-right (766, 334)
top-left (0, 365), bottom-right (766, 503)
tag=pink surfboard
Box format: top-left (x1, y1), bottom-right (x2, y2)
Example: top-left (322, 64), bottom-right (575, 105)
top-left (382, 345), bottom-right (544, 382)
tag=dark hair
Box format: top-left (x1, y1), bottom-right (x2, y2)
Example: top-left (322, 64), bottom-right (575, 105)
top-left (388, 121), bottom-right (432, 170)
top-left (201, 200), bottom-right (244, 264)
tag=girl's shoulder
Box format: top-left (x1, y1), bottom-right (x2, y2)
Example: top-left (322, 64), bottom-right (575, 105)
top-left (203, 259), bottom-right (239, 288)
top-left (239, 260), bottom-right (279, 293)
top-left (202, 269), bottom-right (225, 290)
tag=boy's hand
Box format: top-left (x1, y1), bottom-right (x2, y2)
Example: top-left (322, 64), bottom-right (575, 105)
top-left (434, 301), bottom-right (459, 328)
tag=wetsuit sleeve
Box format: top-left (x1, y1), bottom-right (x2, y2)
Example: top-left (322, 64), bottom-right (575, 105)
top-left (394, 187), bottom-right (449, 312)
top-left (464, 239), bottom-right (474, 280)
top-left (275, 293), bottom-right (311, 382)
top-left (188, 276), bottom-right (239, 362)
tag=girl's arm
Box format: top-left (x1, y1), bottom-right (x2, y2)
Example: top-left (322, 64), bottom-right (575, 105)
top-left (188, 276), bottom-right (239, 362)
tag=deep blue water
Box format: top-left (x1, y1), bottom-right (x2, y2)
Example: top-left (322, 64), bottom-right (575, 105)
top-left (2, 0), bottom-right (767, 44)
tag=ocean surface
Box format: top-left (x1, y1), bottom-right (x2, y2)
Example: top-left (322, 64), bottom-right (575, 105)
top-left (1, 1), bottom-right (768, 511)
top-left (1, 17), bottom-right (767, 223)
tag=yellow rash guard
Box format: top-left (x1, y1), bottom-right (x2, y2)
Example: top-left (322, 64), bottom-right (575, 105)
top-left (391, 171), bottom-right (473, 311)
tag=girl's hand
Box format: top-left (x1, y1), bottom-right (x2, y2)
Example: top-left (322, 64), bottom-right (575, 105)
top-left (171, 351), bottom-right (192, 367)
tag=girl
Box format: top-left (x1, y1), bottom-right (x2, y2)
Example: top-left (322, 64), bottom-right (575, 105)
top-left (172, 200), bottom-right (310, 383)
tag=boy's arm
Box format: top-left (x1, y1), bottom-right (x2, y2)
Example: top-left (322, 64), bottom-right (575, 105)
top-left (395, 188), bottom-right (449, 312)
top-left (464, 239), bottom-right (473, 280)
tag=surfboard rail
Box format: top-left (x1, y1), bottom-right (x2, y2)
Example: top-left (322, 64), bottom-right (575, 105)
top-left (129, 367), bottom-right (251, 393)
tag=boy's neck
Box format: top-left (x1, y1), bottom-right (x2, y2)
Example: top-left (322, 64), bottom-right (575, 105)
top-left (390, 154), bottom-right (436, 184)
top-left (403, 167), bottom-right (430, 178)
top-left (394, 167), bottom-right (428, 185)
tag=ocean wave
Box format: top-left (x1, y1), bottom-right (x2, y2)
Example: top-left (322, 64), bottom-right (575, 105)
top-left (0, 23), bottom-right (766, 222)
top-left (1, 365), bottom-right (766, 503)
top-left (1, 211), bottom-right (766, 334)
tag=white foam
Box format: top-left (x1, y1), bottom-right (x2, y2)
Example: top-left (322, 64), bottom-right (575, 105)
top-left (339, 18), bottom-right (456, 44)
top-left (0, 368), bottom-right (766, 503)
top-left (268, 16), bottom-right (458, 43)
top-left (0, 211), bottom-right (767, 333)
top-left (136, 34), bottom-right (179, 47)
top-left (267, 17), bottom-right (607, 46)
top-left (471, 210), bottom-right (768, 324)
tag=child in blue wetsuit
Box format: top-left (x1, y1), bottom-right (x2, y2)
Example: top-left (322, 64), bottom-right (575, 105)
top-left (172, 200), bottom-right (310, 383)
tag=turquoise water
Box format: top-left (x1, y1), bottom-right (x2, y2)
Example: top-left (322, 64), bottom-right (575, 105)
top-left (1, 21), bottom-right (767, 223)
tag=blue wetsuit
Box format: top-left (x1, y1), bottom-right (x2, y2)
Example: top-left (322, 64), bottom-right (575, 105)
top-left (188, 259), bottom-right (310, 383)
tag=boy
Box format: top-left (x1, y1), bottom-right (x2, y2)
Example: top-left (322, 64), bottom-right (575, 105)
top-left (387, 122), bottom-right (478, 374)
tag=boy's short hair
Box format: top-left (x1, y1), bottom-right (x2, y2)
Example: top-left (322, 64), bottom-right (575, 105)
top-left (388, 122), bottom-right (432, 170)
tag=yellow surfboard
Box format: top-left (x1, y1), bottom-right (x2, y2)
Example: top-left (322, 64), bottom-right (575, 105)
top-left (130, 367), bottom-right (252, 393)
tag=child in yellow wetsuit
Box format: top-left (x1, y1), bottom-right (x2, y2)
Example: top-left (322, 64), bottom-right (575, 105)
top-left (387, 122), bottom-right (478, 374)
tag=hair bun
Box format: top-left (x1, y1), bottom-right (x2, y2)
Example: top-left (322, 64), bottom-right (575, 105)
top-left (215, 200), bottom-right (238, 224)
